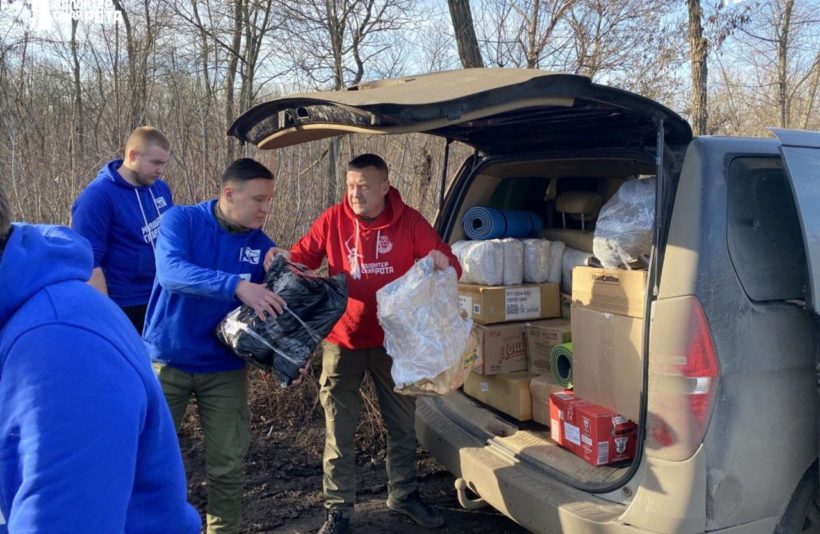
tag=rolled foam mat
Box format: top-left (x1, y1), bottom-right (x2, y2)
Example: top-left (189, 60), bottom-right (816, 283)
top-left (550, 342), bottom-right (574, 389)
top-left (462, 207), bottom-right (543, 240)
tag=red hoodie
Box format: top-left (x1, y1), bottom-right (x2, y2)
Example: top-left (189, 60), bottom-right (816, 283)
top-left (290, 187), bottom-right (461, 350)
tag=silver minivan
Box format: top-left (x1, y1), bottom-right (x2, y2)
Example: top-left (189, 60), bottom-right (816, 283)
top-left (230, 69), bottom-right (820, 533)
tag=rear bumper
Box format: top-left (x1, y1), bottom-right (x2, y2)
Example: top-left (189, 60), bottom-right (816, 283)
top-left (416, 396), bottom-right (645, 534)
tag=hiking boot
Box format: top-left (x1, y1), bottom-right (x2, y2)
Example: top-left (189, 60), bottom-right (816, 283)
top-left (317, 509), bottom-right (350, 534)
top-left (386, 490), bottom-right (445, 528)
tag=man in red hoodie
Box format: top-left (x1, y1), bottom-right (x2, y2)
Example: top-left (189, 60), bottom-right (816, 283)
top-left (267, 154), bottom-right (460, 534)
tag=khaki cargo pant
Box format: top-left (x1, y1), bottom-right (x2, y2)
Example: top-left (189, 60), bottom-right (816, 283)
top-left (320, 342), bottom-right (417, 513)
top-left (153, 363), bottom-right (250, 534)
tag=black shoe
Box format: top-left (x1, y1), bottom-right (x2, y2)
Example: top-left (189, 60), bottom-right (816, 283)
top-left (317, 509), bottom-right (350, 534)
top-left (386, 490), bottom-right (445, 528)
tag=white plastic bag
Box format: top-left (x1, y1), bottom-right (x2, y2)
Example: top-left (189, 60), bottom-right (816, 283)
top-left (562, 246), bottom-right (593, 294)
top-left (377, 256), bottom-right (474, 396)
top-left (547, 240), bottom-right (565, 284)
top-left (593, 178), bottom-right (655, 268)
top-left (451, 240), bottom-right (504, 286)
top-left (523, 238), bottom-right (551, 283)
top-left (500, 238), bottom-right (524, 285)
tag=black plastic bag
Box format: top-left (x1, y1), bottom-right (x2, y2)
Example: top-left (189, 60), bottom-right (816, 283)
top-left (216, 255), bottom-right (348, 386)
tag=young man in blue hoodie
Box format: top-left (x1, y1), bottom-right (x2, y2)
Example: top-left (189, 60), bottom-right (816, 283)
top-left (72, 126), bottom-right (174, 332)
top-left (0, 187), bottom-right (200, 533)
top-left (144, 158), bottom-right (287, 533)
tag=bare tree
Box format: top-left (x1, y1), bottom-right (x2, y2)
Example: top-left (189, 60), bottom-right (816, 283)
top-left (447, 0), bottom-right (484, 68)
top-left (688, 0), bottom-right (708, 135)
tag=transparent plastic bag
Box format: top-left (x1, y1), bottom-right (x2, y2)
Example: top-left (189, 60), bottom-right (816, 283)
top-left (523, 238), bottom-right (551, 283)
top-left (593, 177), bottom-right (656, 268)
top-left (451, 239), bottom-right (504, 286)
top-left (500, 238), bottom-right (524, 285)
top-left (376, 256), bottom-right (474, 396)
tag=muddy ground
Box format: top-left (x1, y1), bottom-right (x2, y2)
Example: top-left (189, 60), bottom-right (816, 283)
top-left (179, 371), bottom-right (527, 533)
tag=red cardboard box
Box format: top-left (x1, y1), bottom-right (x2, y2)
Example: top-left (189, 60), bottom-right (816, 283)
top-left (576, 403), bottom-right (637, 466)
top-left (548, 391), bottom-right (587, 453)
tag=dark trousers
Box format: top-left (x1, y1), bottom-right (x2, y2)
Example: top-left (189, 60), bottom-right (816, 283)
top-left (121, 303), bottom-right (148, 334)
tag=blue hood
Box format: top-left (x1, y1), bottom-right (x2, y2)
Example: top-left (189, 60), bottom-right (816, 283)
top-left (98, 159), bottom-right (141, 189)
top-left (0, 224), bottom-right (92, 327)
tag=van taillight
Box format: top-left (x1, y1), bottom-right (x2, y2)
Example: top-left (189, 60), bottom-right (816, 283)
top-left (646, 296), bottom-right (720, 461)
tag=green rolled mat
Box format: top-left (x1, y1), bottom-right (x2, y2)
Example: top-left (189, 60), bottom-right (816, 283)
top-left (550, 342), bottom-right (574, 388)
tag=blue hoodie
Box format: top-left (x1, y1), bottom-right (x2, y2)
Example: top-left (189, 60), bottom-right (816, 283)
top-left (0, 224), bottom-right (200, 533)
top-left (144, 200), bottom-right (274, 373)
top-left (72, 159), bottom-right (173, 307)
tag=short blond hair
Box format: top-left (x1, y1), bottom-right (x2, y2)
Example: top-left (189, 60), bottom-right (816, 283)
top-left (125, 126), bottom-right (171, 154)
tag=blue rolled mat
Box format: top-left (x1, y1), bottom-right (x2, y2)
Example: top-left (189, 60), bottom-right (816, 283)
top-left (462, 207), bottom-right (543, 240)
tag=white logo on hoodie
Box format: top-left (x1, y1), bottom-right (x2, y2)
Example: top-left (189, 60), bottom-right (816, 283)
top-left (240, 248), bottom-right (261, 265)
top-left (376, 234), bottom-right (393, 255)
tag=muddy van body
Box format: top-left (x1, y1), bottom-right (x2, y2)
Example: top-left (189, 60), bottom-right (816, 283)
top-left (230, 69), bottom-right (820, 533)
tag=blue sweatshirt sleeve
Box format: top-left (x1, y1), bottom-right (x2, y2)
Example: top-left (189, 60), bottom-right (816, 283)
top-left (0, 326), bottom-right (146, 533)
top-left (71, 185), bottom-right (111, 268)
top-left (155, 207), bottom-right (242, 300)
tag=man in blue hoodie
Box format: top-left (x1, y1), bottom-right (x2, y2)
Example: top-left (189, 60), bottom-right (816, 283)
top-left (0, 187), bottom-right (201, 533)
top-left (144, 158), bottom-right (286, 533)
top-left (72, 126), bottom-right (174, 332)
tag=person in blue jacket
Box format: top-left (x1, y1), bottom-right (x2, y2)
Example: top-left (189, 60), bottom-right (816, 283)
top-left (144, 157), bottom-right (290, 533)
top-left (0, 187), bottom-right (200, 533)
top-left (72, 126), bottom-right (173, 332)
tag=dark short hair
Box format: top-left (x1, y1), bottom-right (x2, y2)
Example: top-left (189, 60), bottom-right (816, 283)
top-left (221, 158), bottom-right (274, 184)
top-left (0, 185), bottom-right (10, 242)
top-left (348, 153), bottom-right (388, 175)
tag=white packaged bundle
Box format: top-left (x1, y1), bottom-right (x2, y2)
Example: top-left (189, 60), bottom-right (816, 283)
top-left (562, 246), bottom-right (593, 293)
top-left (547, 240), bottom-right (565, 284)
top-left (522, 238), bottom-right (551, 283)
top-left (377, 256), bottom-right (474, 396)
top-left (500, 238), bottom-right (524, 285)
top-left (593, 177), bottom-right (656, 268)
top-left (451, 240), bottom-right (504, 286)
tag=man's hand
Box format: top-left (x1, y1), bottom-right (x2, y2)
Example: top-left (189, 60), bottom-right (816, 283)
top-left (290, 360), bottom-right (311, 386)
top-left (235, 280), bottom-right (286, 320)
top-left (428, 249), bottom-right (450, 271)
top-left (264, 247), bottom-right (292, 271)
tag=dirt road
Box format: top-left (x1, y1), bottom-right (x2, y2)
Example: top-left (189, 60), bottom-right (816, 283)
top-left (179, 373), bottom-right (528, 533)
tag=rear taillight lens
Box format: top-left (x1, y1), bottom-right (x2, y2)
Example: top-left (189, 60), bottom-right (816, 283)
top-left (646, 296), bottom-right (720, 461)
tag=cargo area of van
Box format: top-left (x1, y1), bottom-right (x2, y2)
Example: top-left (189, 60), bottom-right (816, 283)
top-left (434, 154), bottom-right (661, 490)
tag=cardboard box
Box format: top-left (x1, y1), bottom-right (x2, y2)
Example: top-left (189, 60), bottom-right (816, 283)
top-left (529, 374), bottom-right (568, 426)
top-left (571, 305), bottom-right (644, 422)
top-left (464, 371), bottom-right (535, 421)
top-left (576, 403), bottom-right (637, 466)
top-left (458, 283), bottom-right (560, 325)
top-left (525, 319), bottom-right (571, 375)
top-left (560, 292), bottom-right (572, 320)
top-left (548, 391), bottom-right (587, 452)
top-left (571, 267), bottom-right (647, 318)
top-left (467, 322), bottom-right (528, 375)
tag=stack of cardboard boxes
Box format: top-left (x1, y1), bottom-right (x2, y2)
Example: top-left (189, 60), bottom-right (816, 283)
top-left (547, 266), bottom-right (647, 466)
top-left (458, 282), bottom-right (570, 422)
top-left (458, 265), bottom-right (649, 468)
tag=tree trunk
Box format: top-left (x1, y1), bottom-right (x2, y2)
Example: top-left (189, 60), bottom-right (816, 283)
top-left (70, 18), bottom-right (83, 156)
top-left (687, 0), bottom-right (708, 136)
top-left (447, 0), bottom-right (484, 68)
top-left (225, 0), bottom-right (244, 162)
top-left (777, 0), bottom-right (795, 128)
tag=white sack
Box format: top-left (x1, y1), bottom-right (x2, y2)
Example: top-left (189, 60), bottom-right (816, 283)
top-left (593, 177), bottom-right (656, 268)
top-left (451, 239), bottom-right (504, 286)
top-left (500, 238), bottom-right (524, 286)
top-left (522, 238), bottom-right (551, 283)
top-left (547, 240), bottom-right (565, 284)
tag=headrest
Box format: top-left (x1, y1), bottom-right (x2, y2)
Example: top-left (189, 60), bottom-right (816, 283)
top-left (555, 191), bottom-right (603, 218)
